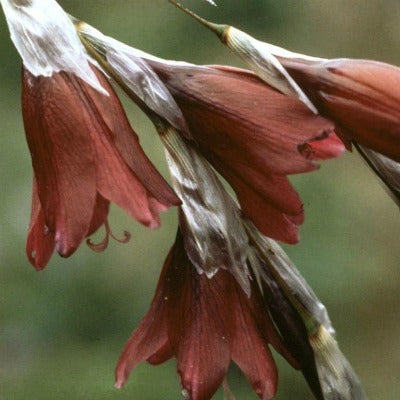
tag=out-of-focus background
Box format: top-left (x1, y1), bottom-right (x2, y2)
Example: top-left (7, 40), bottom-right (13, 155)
top-left (0, 1), bottom-right (399, 399)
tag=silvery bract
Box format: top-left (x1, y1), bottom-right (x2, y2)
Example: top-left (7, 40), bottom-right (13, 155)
top-left (0, 0), bottom-right (105, 93)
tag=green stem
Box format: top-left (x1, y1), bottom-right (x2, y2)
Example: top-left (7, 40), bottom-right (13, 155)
top-left (167, 0), bottom-right (227, 40)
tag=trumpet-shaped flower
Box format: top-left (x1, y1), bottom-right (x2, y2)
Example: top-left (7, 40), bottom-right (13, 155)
top-left (23, 66), bottom-right (179, 269)
top-left (115, 231), bottom-right (298, 400)
top-left (150, 62), bottom-right (344, 242)
top-left (76, 20), bottom-right (345, 244)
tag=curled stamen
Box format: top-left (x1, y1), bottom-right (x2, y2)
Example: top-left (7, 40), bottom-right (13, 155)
top-left (86, 220), bottom-right (131, 252)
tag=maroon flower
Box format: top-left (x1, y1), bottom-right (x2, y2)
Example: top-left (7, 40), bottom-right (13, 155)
top-left (22, 66), bottom-right (180, 269)
top-left (280, 58), bottom-right (400, 161)
top-left (149, 61), bottom-right (345, 243)
top-left (115, 231), bottom-right (304, 400)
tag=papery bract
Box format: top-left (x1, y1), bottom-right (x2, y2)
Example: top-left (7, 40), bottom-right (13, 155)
top-left (0, 0), bottom-right (105, 93)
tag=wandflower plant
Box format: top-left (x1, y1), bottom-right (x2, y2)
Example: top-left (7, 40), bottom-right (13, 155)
top-left (0, 0), bottom-right (399, 399)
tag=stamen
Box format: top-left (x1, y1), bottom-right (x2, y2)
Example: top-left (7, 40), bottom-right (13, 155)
top-left (86, 220), bottom-right (131, 252)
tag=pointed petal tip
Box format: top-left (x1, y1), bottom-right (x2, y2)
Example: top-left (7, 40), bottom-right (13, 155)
top-left (114, 378), bottom-right (125, 389)
top-left (114, 362), bottom-right (128, 389)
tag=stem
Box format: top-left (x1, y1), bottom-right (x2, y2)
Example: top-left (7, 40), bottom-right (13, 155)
top-left (167, 0), bottom-right (227, 39)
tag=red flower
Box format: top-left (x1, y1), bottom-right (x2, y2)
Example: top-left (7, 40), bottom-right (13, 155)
top-left (280, 58), bottom-right (400, 162)
top-left (22, 66), bottom-right (180, 269)
top-left (115, 231), bottom-right (306, 400)
top-left (149, 61), bottom-right (345, 243)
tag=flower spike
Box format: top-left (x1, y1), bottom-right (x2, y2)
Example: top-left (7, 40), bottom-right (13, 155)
top-left (167, 0), bottom-right (317, 113)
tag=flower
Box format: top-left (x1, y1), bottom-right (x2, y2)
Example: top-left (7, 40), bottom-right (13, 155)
top-left (114, 126), bottom-right (365, 400)
top-left (115, 225), bottom-right (366, 400)
top-left (115, 231), bottom-right (300, 400)
top-left (280, 58), bottom-right (400, 162)
top-left (165, 1), bottom-right (399, 206)
top-left (150, 61), bottom-right (344, 243)
top-left (23, 65), bottom-right (179, 269)
top-left (76, 20), bottom-right (345, 244)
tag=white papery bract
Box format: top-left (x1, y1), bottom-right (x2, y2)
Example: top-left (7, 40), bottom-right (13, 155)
top-left (77, 22), bottom-right (190, 134)
top-left (160, 124), bottom-right (251, 295)
top-left (0, 0), bottom-right (105, 93)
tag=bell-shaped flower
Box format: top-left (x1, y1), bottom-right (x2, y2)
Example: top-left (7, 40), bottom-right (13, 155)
top-left (279, 57), bottom-right (400, 206)
top-left (115, 125), bottom-right (365, 400)
top-left (167, 1), bottom-right (400, 207)
top-left (115, 230), bottom-right (300, 400)
top-left (279, 58), bottom-right (400, 162)
top-left (76, 19), bottom-right (345, 245)
top-left (150, 62), bottom-right (344, 243)
top-left (22, 66), bottom-right (179, 269)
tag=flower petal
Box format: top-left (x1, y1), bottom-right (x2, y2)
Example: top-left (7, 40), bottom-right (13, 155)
top-left (22, 68), bottom-right (98, 257)
top-left (85, 68), bottom-right (180, 207)
top-left (152, 62), bottom-right (336, 176)
top-left (167, 235), bottom-right (233, 400)
top-left (87, 194), bottom-right (110, 236)
top-left (209, 155), bottom-right (303, 243)
top-left (115, 247), bottom-right (174, 388)
top-left (282, 58), bottom-right (400, 161)
top-left (231, 284), bottom-right (278, 400)
top-left (26, 179), bottom-right (55, 270)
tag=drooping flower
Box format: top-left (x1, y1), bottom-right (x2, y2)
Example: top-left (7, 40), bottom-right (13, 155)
top-left (150, 62), bottom-right (344, 243)
top-left (73, 22), bottom-right (364, 398)
top-left (279, 58), bottom-right (400, 161)
top-left (75, 20), bottom-right (345, 244)
top-left (1, 0), bottom-right (179, 268)
top-left (22, 65), bottom-right (179, 269)
top-left (115, 125), bottom-right (365, 400)
top-left (115, 230), bottom-right (300, 400)
top-left (166, 1), bottom-right (400, 207)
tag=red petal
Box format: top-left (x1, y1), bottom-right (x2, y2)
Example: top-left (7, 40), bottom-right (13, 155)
top-left (152, 62), bottom-right (336, 176)
top-left (90, 121), bottom-right (162, 227)
top-left (167, 235), bottom-right (232, 400)
top-left (231, 285), bottom-right (278, 400)
top-left (298, 132), bottom-right (345, 161)
top-left (26, 180), bottom-right (55, 270)
top-left (87, 194), bottom-right (110, 236)
top-left (86, 68), bottom-right (180, 207)
top-left (115, 247), bottom-right (174, 388)
top-left (319, 92), bottom-right (400, 161)
top-left (282, 59), bottom-right (400, 161)
top-left (22, 68), bottom-right (97, 257)
top-left (209, 155), bottom-right (303, 242)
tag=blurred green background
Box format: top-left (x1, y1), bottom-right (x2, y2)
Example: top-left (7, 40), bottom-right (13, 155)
top-left (0, 1), bottom-right (399, 399)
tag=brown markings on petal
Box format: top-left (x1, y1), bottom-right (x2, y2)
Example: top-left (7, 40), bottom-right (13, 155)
top-left (26, 179), bottom-right (55, 270)
top-left (298, 132), bottom-right (345, 161)
top-left (22, 67), bottom-right (97, 257)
